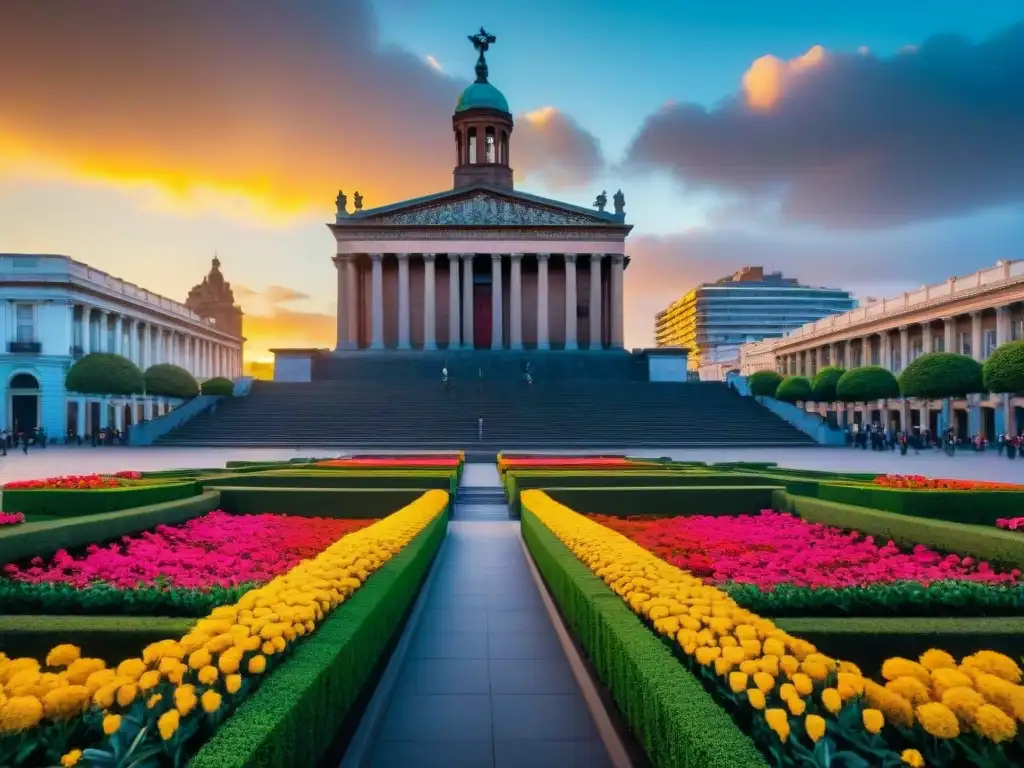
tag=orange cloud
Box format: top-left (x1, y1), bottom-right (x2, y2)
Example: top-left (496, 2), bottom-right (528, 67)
top-left (243, 309), bottom-right (336, 361)
top-left (742, 45), bottom-right (827, 110)
top-left (0, 1), bottom-right (602, 222)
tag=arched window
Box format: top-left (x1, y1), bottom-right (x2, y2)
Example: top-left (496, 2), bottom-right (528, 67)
top-left (485, 127), bottom-right (496, 163)
top-left (467, 128), bottom-right (477, 165)
top-left (455, 130), bottom-right (463, 165)
top-left (500, 131), bottom-right (508, 165)
top-left (10, 373), bottom-right (40, 389)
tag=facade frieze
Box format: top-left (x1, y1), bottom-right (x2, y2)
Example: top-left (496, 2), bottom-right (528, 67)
top-left (332, 227), bottom-right (627, 242)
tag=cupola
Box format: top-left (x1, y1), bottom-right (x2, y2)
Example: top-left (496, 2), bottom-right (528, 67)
top-left (453, 28), bottom-right (513, 189)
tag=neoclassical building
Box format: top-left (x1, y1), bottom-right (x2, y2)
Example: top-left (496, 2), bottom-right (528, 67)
top-left (328, 31), bottom-right (630, 353)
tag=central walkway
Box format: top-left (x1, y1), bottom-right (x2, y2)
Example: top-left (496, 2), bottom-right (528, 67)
top-left (342, 462), bottom-right (614, 768)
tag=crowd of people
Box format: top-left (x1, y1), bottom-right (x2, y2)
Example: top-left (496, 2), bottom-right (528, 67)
top-left (0, 426), bottom-right (127, 456)
top-left (846, 424), bottom-right (1022, 458)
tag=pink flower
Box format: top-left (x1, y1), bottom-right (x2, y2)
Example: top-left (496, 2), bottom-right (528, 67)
top-left (0, 512), bottom-right (25, 526)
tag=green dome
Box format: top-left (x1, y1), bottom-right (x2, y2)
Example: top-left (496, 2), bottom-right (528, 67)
top-left (455, 81), bottom-right (509, 114)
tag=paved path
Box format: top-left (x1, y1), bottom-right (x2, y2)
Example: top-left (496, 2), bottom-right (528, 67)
top-left (341, 469), bottom-right (614, 768)
top-left (3, 445), bottom-right (1024, 484)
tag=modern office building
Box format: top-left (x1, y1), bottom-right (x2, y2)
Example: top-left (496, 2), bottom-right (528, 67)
top-left (0, 254), bottom-right (244, 438)
top-left (655, 266), bottom-right (856, 375)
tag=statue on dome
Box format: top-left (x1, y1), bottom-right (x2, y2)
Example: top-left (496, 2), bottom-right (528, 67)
top-left (468, 27), bottom-right (496, 83)
top-left (613, 189), bottom-right (626, 216)
top-left (335, 190), bottom-right (348, 218)
top-left (593, 190), bottom-right (607, 212)
top-left (353, 191), bottom-right (363, 211)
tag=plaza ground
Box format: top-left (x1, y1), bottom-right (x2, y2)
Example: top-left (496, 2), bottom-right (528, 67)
top-left (3, 444), bottom-right (1024, 483)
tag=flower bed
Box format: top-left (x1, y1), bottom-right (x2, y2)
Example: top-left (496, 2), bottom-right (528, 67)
top-left (3, 474), bottom-right (137, 490)
top-left (997, 518), bottom-right (1024, 532)
top-left (525, 490), bottom-right (1024, 768)
top-left (873, 475), bottom-right (1024, 490)
top-left (0, 489), bottom-right (448, 768)
top-left (0, 512), bottom-right (377, 617)
top-left (315, 457), bottom-right (460, 468)
top-left (0, 513), bottom-right (25, 527)
top-left (590, 511), bottom-right (1024, 617)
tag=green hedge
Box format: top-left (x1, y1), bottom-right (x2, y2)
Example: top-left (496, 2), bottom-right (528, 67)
top-left (521, 507), bottom-right (767, 768)
top-left (775, 617), bottom-right (1024, 675)
top-left (2, 481), bottom-right (198, 517)
top-left (774, 491), bottom-right (1024, 570)
top-left (213, 488), bottom-right (430, 518)
top-left (542, 486), bottom-right (780, 519)
top-left (199, 469), bottom-right (456, 496)
top-left (0, 615), bottom-right (194, 662)
top-left (187, 507), bottom-right (448, 768)
top-left (0, 492), bottom-right (219, 565)
top-left (0, 581), bottom-right (251, 618)
top-left (811, 483), bottom-right (1024, 526)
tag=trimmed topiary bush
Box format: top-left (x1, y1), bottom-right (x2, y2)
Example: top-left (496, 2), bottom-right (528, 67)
top-left (984, 341), bottom-right (1024, 394)
top-left (748, 370), bottom-right (783, 398)
top-left (835, 366), bottom-right (900, 403)
top-left (811, 366), bottom-right (846, 402)
top-left (201, 376), bottom-right (234, 396)
top-left (65, 353), bottom-right (144, 396)
top-left (899, 352), bottom-right (983, 399)
top-left (144, 364), bottom-right (199, 399)
top-left (775, 375), bottom-right (813, 403)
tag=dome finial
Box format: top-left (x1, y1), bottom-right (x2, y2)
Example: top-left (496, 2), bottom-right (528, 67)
top-left (211, 250), bottom-right (221, 269)
top-left (468, 27), bottom-right (496, 83)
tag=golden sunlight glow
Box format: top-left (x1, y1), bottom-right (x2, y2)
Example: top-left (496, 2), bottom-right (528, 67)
top-left (425, 54), bottom-right (443, 72)
top-left (523, 106), bottom-right (559, 126)
top-left (741, 45), bottom-right (828, 111)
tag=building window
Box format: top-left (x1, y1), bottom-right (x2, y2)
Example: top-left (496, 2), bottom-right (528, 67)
top-left (984, 329), bottom-right (997, 359)
top-left (1013, 319), bottom-right (1023, 342)
top-left (500, 131), bottom-right (508, 164)
top-left (467, 129), bottom-right (477, 164)
top-left (933, 336), bottom-right (944, 353)
top-left (912, 340), bottom-right (923, 360)
top-left (959, 332), bottom-right (971, 356)
top-left (485, 127), bottom-right (496, 163)
top-left (455, 130), bottom-right (463, 164)
top-left (15, 303), bottom-right (34, 343)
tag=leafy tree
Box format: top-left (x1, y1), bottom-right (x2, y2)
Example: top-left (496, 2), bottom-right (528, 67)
top-left (201, 377), bottom-right (234, 396)
top-left (775, 375), bottom-right (813, 403)
top-left (144, 364), bottom-right (199, 399)
top-left (811, 366), bottom-right (846, 403)
top-left (835, 366), bottom-right (900, 403)
top-left (65, 353), bottom-right (144, 395)
top-left (983, 341), bottom-right (1024, 394)
top-left (899, 352), bottom-right (983, 399)
top-left (748, 370), bottom-right (783, 398)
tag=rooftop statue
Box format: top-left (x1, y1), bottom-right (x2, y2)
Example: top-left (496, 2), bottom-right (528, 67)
top-left (468, 27), bottom-right (497, 82)
top-left (613, 189), bottom-right (626, 217)
top-left (593, 190), bottom-right (608, 212)
top-left (354, 191), bottom-right (363, 211)
top-left (335, 190), bottom-right (348, 218)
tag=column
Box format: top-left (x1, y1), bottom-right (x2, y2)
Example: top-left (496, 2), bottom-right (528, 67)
top-left (82, 307), bottom-right (92, 355)
top-left (564, 254), bottom-right (578, 350)
top-left (609, 254), bottom-right (624, 349)
top-left (129, 319), bottom-right (139, 366)
top-left (370, 253), bottom-right (384, 350)
top-left (346, 258), bottom-right (359, 349)
top-left (843, 339), bottom-right (852, 368)
top-left (921, 322), bottom-right (933, 355)
top-left (98, 312), bottom-right (108, 353)
top-left (448, 255), bottom-right (461, 349)
top-left (899, 326), bottom-right (909, 372)
top-left (65, 302), bottom-right (75, 355)
top-left (114, 400), bottom-right (124, 432)
top-left (423, 253), bottom-right (437, 350)
top-left (99, 398), bottom-right (110, 429)
top-left (114, 315), bottom-right (124, 356)
top-left (808, 348), bottom-right (818, 378)
top-left (862, 335), bottom-right (873, 367)
top-left (588, 253), bottom-right (603, 350)
top-left (536, 254), bottom-right (550, 350)
top-left (490, 254), bottom-right (503, 350)
top-left (943, 316), bottom-right (956, 354)
top-left (145, 326), bottom-right (153, 370)
top-left (462, 255), bottom-right (474, 348)
top-left (509, 253), bottom-right (523, 350)
top-left (827, 343), bottom-right (837, 368)
top-left (75, 398), bottom-right (86, 437)
top-left (996, 306), bottom-right (1011, 347)
top-left (397, 253), bottom-right (411, 350)
top-left (154, 328), bottom-right (163, 365)
top-left (971, 311), bottom-right (983, 361)
top-left (335, 258), bottom-right (348, 350)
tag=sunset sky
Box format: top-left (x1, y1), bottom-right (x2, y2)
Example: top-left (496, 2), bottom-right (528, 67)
top-left (2, 1), bottom-right (1023, 361)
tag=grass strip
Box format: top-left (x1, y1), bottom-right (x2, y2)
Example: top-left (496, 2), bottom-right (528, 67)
top-left (0, 615), bottom-right (195, 662)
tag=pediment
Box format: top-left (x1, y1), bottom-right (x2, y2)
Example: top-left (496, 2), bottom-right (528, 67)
top-left (353, 190), bottom-right (618, 227)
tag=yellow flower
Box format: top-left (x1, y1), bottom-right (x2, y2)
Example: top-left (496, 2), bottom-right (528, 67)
top-left (881, 658), bottom-right (931, 686)
top-left (0, 696), bottom-right (44, 732)
top-left (931, 668), bottom-right (974, 699)
top-left (753, 672), bottom-right (775, 694)
top-left (198, 665), bottom-right (219, 685)
top-left (92, 681), bottom-right (119, 709)
top-left (901, 749), bottom-right (924, 767)
top-left (962, 651), bottom-right (1022, 684)
top-left (262, 641), bottom-right (276, 656)
top-left (45, 644), bottom-right (81, 668)
top-left (42, 685), bottom-right (90, 721)
top-left (747, 688), bottom-right (766, 710)
top-left (138, 670), bottom-right (161, 691)
top-left (174, 685), bottom-right (197, 716)
top-left (271, 636), bottom-right (287, 652)
top-left (802, 659), bottom-right (829, 682)
top-left (862, 708), bottom-right (885, 734)
top-left (84, 668), bottom-right (116, 693)
top-left (103, 714), bottom-right (122, 735)
top-left (778, 683), bottom-right (797, 702)
top-left (791, 673), bottom-right (813, 697)
top-left (804, 713), bottom-right (826, 742)
top-left (886, 677), bottom-right (931, 707)
top-left (915, 702), bottom-right (960, 739)
top-left (779, 655), bottom-right (800, 677)
top-left (919, 649), bottom-right (957, 671)
top-left (248, 655), bottom-right (267, 675)
top-left (158, 709), bottom-right (180, 740)
top-left (972, 703), bottom-right (1017, 743)
top-left (225, 674), bottom-right (242, 695)
top-left (116, 683), bottom-right (138, 708)
top-left (147, 693), bottom-right (163, 710)
top-left (729, 672), bottom-right (748, 694)
top-left (218, 647), bottom-right (243, 675)
top-left (941, 686), bottom-right (985, 726)
top-left (786, 696), bottom-right (806, 716)
top-left (60, 749), bottom-right (83, 767)
top-left (821, 688), bottom-right (842, 715)
top-left (201, 690), bottom-right (222, 713)
top-left (188, 648), bottom-right (213, 670)
top-left (836, 672), bottom-right (864, 697)
top-left (116, 658), bottom-right (146, 681)
top-left (764, 708), bottom-right (790, 742)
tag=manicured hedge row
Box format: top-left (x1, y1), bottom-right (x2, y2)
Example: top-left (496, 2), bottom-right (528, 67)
top-left (0, 580), bottom-right (250, 618)
top-left (521, 507), bottom-right (767, 768)
top-left (200, 469), bottom-right (456, 495)
top-left (213, 487), bottom-right (430, 518)
top-left (776, 616), bottom-right (1024, 674)
top-left (0, 615), bottom-right (194, 662)
top-left (1, 481), bottom-right (198, 516)
top-left (188, 505), bottom-right (449, 768)
top-left (813, 483), bottom-right (1024, 526)
top-left (0, 492), bottom-right (220, 565)
top-left (541, 486), bottom-right (780, 519)
top-left (774, 491), bottom-right (1024, 569)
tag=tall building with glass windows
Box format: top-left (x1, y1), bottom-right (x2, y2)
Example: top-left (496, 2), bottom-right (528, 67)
top-left (654, 266), bottom-right (857, 371)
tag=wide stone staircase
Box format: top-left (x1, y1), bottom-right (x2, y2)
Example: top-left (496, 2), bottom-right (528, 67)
top-left (157, 351), bottom-right (816, 448)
